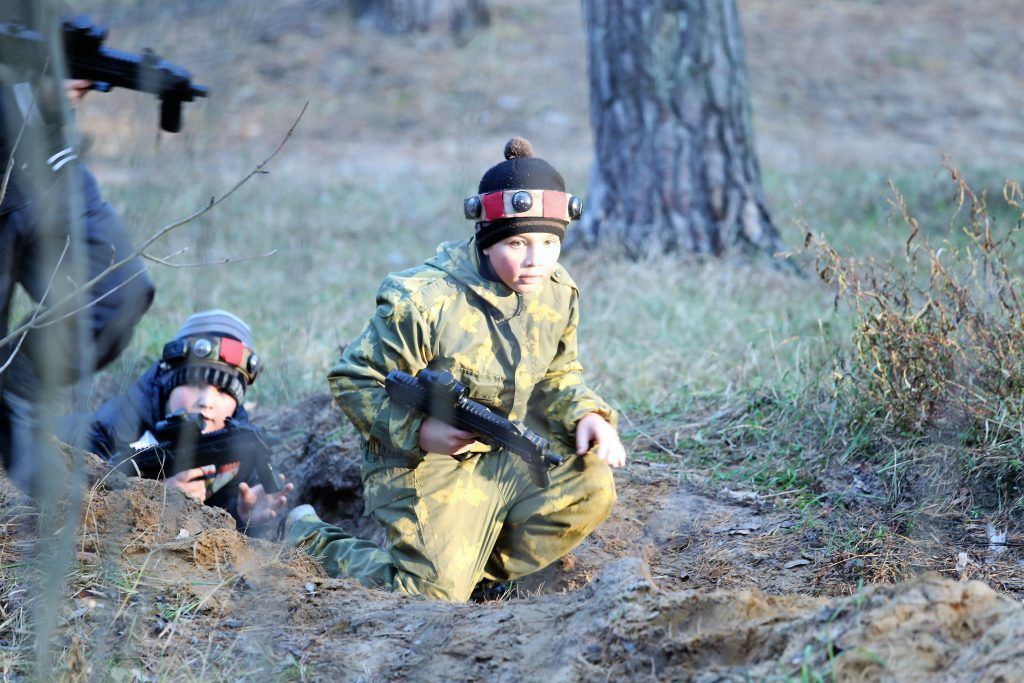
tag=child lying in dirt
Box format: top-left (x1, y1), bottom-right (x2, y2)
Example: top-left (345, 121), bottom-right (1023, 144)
top-left (286, 137), bottom-right (626, 601)
top-left (63, 309), bottom-right (293, 533)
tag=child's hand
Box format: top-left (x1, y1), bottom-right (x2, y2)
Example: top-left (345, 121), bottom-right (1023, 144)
top-left (418, 416), bottom-right (478, 456)
top-left (576, 413), bottom-right (627, 468)
top-left (165, 465), bottom-right (215, 503)
top-left (237, 475), bottom-right (294, 526)
top-left (65, 79), bottom-right (93, 106)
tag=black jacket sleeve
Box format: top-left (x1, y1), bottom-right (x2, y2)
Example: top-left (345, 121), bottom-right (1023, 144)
top-left (77, 362), bottom-right (163, 459)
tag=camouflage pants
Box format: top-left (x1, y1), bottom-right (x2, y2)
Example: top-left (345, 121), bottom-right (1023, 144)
top-left (287, 448), bottom-right (616, 602)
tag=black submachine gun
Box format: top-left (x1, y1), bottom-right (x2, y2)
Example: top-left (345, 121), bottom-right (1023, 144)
top-left (384, 368), bottom-right (562, 488)
top-left (111, 413), bottom-right (282, 494)
top-left (0, 15), bottom-right (207, 132)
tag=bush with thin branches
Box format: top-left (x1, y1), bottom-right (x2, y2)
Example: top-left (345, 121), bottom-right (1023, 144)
top-left (810, 163), bottom-right (1024, 499)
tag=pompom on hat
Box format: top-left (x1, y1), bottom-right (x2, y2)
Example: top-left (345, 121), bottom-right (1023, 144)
top-left (158, 310), bottom-right (261, 405)
top-left (465, 137), bottom-right (582, 249)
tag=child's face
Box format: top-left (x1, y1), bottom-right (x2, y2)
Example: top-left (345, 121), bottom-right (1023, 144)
top-left (482, 232), bottom-right (562, 294)
top-left (165, 381), bottom-right (238, 433)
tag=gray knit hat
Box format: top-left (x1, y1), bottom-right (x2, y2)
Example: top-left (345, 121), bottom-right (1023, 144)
top-left (159, 310), bottom-right (261, 404)
top-left (173, 310), bottom-right (254, 348)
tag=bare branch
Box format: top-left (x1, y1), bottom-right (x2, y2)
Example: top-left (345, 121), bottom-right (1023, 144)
top-left (142, 249), bottom-right (278, 269)
top-left (0, 236), bottom-right (71, 374)
top-left (31, 267), bottom-right (151, 331)
top-left (0, 102), bottom-right (308, 354)
top-left (0, 58), bottom-right (47, 208)
top-left (133, 99), bottom-right (309, 254)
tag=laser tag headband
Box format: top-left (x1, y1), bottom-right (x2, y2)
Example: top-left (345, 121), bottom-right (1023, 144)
top-left (158, 310), bottom-right (261, 405)
top-left (467, 137), bottom-right (582, 250)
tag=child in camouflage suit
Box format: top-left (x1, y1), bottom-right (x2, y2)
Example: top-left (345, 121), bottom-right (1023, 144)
top-left (287, 138), bottom-right (625, 601)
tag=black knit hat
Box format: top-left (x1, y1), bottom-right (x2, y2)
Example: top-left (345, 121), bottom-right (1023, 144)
top-left (467, 137), bottom-right (581, 249)
top-left (158, 310), bottom-right (261, 405)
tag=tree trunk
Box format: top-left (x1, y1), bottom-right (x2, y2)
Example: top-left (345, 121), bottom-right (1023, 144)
top-left (356, 0), bottom-right (490, 38)
top-left (576, 0), bottom-right (780, 259)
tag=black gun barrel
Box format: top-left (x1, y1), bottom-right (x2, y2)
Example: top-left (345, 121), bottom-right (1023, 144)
top-left (68, 44), bottom-right (207, 99)
top-left (61, 16), bottom-right (207, 99)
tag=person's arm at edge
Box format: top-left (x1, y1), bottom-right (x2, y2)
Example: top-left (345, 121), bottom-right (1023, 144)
top-left (327, 281), bottom-right (434, 462)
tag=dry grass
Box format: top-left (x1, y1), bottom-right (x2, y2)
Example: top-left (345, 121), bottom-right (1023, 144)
top-left (0, 462), bottom-right (290, 680)
top-left (808, 164), bottom-right (1024, 507)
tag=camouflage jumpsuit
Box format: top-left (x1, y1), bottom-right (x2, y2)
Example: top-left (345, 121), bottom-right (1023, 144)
top-left (289, 237), bottom-right (617, 602)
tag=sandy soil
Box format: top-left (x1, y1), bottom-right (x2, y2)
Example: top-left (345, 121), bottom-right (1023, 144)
top-left (2, 423), bottom-right (1022, 680)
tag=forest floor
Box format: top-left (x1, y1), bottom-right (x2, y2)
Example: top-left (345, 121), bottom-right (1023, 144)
top-left (1, 397), bottom-right (1022, 680)
top-left (4, 0), bottom-right (1024, 680)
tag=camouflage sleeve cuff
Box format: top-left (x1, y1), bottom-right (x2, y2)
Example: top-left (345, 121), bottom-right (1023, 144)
top-left (367, 400), bottom-right (425, 463)
top-left (563, 395), bottom-right (618, 436)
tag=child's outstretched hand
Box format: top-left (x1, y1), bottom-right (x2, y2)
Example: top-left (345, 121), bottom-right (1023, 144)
top-left (237, 475), bottom-right (294, 526)
top-left (576, 413), bottom-right (626, 468)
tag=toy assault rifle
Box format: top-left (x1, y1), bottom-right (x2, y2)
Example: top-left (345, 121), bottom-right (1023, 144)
top-left (0, 15), bottom-right (207, 132)
top-left (111, 413), bottom-right (282, 493)
top-left (384, 368), bottom-right (562, 488)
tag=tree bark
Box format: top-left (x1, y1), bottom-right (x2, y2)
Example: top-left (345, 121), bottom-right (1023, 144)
top-left (356, 0), bottom-right (490, 38)
top-left (576, 0), bottom-right (781, 259)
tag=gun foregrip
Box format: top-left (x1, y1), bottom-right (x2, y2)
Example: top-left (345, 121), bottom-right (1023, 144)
top-left (257, 461), bottom-right (282, 494)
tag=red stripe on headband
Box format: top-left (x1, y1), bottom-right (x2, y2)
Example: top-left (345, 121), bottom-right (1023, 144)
top-left (482, 192), bottom-right (506, 221)
top-left (543, 191), bottom-right (567, 219)
top-left (219, 337), bottom-right (245, 367)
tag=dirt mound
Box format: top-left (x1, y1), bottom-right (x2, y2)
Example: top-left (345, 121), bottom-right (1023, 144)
top-left (3, 440), bottom-right (1023, 679)
top-left (258, 394), bottom-right (383, 542)
top-left (567, 561), bottom-right (1024, 681)
top-left (84, 476), bottom-right (234, 547)
top-left (258, 556), bottom-right (1023, 681)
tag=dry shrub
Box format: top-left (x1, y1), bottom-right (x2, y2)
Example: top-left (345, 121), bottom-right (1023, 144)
top-left (809, 164), bottom-right (1024, 498)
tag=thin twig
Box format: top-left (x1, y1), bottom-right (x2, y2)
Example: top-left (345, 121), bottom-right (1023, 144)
top-left (142, 249), bottom-right (278, 269)
top-left (0, 57), bottom-right (46, 208)
top-left (615, 402), bottom-right (683, 459)
top-left (137, 246), bottom-right (190, 266)
top-left (0, 101), bottom-right (309, 354)
top-left (0, 237), bottom-right (71, 374)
